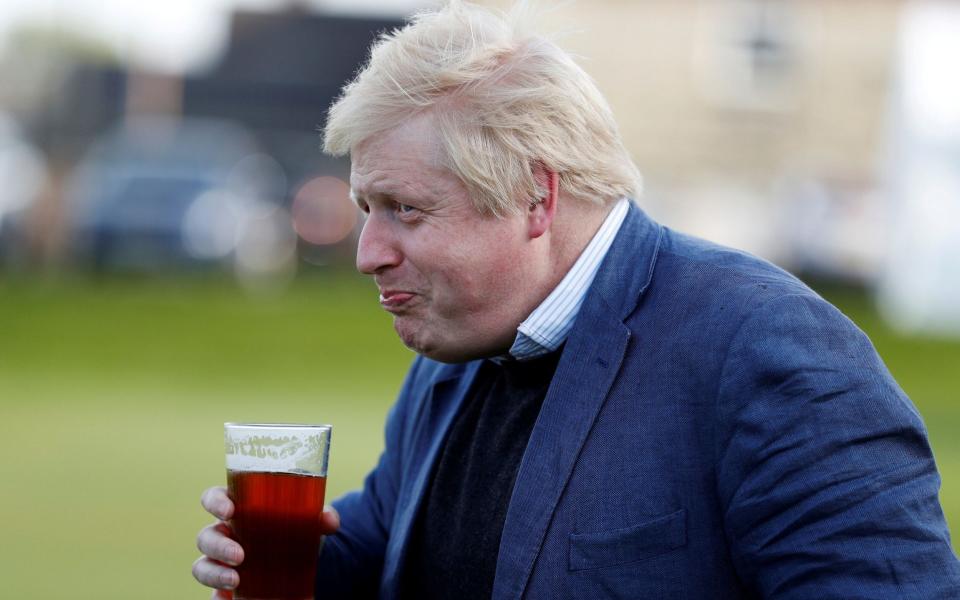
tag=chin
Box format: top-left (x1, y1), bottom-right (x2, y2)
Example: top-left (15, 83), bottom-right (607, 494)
top-left (395, 320), bottom-right (434, 356)
top-left (393, 317), bottom-right (512, 364)
top-left (409, 336), bottom-right (508, 364)
top-left (418, 346), bottom-right (477, 364)
top-left (398, 330), bottom-right (452, 363)
top-left (396, 327), bottom-right (467, 363)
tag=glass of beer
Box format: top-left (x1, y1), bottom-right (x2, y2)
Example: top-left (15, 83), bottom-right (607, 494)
top-left (225, 423), bottom-right (332, 600)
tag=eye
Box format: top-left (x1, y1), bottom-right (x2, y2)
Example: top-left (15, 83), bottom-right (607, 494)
top-left (395, 202), bottom-right (421, 219)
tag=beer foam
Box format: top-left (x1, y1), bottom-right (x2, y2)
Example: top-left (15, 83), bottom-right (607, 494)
top-left (225, 424), bottom-right (331, 475)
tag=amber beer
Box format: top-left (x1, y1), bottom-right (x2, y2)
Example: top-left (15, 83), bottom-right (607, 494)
top-left (225, 423), bottom-right (332, 600)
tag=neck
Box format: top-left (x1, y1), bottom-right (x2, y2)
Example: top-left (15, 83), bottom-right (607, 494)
top-left (481, 196), bottom-right (616, 361)
top-left (522, 196), bottom-right (615, 316)
top-left (547, 196), bottom-right (615, 286)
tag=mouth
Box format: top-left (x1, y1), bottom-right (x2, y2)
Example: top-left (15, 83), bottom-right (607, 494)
top-left (379, 290), bottom-right (417, 311)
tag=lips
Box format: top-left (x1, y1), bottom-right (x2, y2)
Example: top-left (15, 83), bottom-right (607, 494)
top-left (379, 290), bottom-right (416, 310)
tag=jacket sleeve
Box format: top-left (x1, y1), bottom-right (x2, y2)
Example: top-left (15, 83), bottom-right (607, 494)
top-left (314, 356), bottom-right (424, 598)
top-left (714, 293), bottom-right (960, 599)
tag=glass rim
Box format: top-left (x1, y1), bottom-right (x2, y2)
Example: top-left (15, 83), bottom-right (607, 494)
top-left (225, 422), bottom-right (332, 431)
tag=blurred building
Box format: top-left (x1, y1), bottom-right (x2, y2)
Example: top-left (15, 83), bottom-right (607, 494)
top-left (185, 9), bottom-right (405, 185)
top-left (475, 0), bottom-right (901, 275)
top-left (1, 6), bottom-right (404, 274)
top-left (478, 0), bottom-right (960, 338)
top-left (26, 10), bottom-right (402, 176)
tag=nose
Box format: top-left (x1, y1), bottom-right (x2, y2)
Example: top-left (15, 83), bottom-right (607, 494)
top-left (356, 213), bottom-right (402, 275)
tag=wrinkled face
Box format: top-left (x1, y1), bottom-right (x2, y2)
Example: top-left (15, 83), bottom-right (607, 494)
top-left (351, 113), bottom-right (535, 362)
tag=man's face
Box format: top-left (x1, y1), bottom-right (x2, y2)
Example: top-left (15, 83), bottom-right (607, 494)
top-left (351, 113), bottom-right (535, 362)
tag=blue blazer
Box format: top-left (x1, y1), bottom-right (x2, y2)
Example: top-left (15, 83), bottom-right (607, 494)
top-left (318, 203), bottom-right (960, 598)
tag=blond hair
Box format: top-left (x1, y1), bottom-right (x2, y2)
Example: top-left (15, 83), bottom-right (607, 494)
top-left (323, 1), bottom-right (642, 216)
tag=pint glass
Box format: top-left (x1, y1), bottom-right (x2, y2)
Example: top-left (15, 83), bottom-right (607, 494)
top-left (225, 423), bottom-right (332, 600)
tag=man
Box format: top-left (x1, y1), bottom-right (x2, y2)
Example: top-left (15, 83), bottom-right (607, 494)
top-left (194, 2), bottom-right (960, 598)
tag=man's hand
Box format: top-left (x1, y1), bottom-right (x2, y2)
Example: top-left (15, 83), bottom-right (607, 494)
top-left (192, 486), bottom-right (341, 598)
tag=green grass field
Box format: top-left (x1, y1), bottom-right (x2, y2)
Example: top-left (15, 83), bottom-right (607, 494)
top-left (1, 273), bottom-right (957, 598)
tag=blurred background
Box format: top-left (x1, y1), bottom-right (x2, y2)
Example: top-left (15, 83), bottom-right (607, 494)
top-left (0, 0), bottom-right (957, 597)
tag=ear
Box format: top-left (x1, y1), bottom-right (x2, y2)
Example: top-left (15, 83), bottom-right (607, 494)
top-left (528, 162), bottom-right (558, 239)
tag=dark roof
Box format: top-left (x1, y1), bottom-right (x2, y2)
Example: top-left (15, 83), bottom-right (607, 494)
top-left (212, 9), bottom-right (404, 87)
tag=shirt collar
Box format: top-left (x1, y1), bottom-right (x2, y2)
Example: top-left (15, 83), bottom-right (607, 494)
top-left (501, 198), bottom-right (630, 362)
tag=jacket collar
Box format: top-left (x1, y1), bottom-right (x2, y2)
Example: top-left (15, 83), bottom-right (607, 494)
top-left (590, 200), bottom-right (664, 321)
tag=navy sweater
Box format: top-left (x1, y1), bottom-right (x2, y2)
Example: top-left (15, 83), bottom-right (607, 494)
top-left (400, 350), bottom-right (563, 598)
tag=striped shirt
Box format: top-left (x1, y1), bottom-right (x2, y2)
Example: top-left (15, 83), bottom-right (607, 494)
top-left (507, 198), bottom-right (630, 361)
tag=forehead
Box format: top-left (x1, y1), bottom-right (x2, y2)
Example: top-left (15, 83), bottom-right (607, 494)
top-left (351, 115), bottom-right (445, 185)
top-left (350, 115), bottom-right (465, 202)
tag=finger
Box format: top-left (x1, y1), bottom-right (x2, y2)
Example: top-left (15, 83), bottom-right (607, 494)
top-left (201, 486), bottom-right (234, 520)
top-left (197, 523), bottom-right (244, 566)
top-left (321, 505), bottom-right (341, 534)
top-left (192, 556), bottom-right (239, 590)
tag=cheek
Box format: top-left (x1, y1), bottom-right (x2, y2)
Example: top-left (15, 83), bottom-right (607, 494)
top-left (414, 221), bottom-right (526, 310)
top-left (439, 249), bottom-right (520, 310)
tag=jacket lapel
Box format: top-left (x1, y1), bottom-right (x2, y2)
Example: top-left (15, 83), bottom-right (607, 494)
top-left (492, 203), bottom-right (663, 599)
top-left (380, 361), bottom-right (482, 596)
